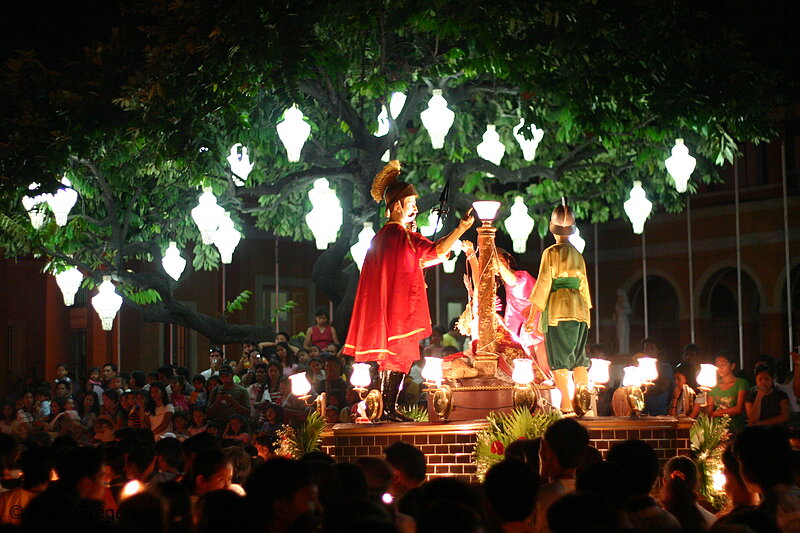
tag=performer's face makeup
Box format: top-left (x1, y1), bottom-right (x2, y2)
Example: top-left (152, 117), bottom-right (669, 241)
top-left (395, 196), bottom-right (418, 223)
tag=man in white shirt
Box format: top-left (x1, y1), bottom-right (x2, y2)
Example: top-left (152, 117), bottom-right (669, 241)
top-left (201, 347), bottom-right (224, 380)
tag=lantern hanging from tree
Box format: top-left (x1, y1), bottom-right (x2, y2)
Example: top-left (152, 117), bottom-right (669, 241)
top-left (623, 181), bottom-right (652, 234)
top-left (420, 89), bottom-right (455, 149)
top-left (504, 196), bottom-right (534, 254)
top-left (513, 119), bottom-right (545, 162)
top-left (664, 138), bottom-right (696, 193)
top-left (350, 222), bottom-right (376, 271)
top-left (213, 212), bottom-right (242, 264)
top-left (476, 124), bottom-right (505, 167)
top-left (55, 267), bottom-right (83, 306)
top-left (161, 242), bottom-right (186, 281)
top-left (306, 178), bottom-right (343, 250)
top-left (92, 276), bottom-right (123, 331)
top-left (277, 105), bottom-right (311, 162)
top-left (570, 226), bottom-right (586, 254)
top-left (21, 182), bottom-right (51, 229)
top-left (191, 187), bottom-right (225, 245)
top-left (47, 177), bottom-right (78, 227)
top-left (227, 143), bottom-right (254, 187)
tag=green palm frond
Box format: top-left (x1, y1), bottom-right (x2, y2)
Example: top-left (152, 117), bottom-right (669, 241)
top-left (399, 405), bottom-right (429, 422)
top-left (690, 414), bottom-right (730, 510)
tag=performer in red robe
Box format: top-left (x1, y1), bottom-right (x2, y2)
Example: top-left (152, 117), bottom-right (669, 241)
top-left (344, 160), bottom-right (474, 421)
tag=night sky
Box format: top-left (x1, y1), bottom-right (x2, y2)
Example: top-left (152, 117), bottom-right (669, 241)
top-left (0, 0), bottom-right (120, 64)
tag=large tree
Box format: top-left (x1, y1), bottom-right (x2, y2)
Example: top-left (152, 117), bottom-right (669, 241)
top-left (0, 0), bottom-right (797, 342)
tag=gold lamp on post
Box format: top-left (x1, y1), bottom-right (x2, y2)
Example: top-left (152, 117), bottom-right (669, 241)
top-left (289, 373), bottom-right (326, 417)
top-left (573, 358), bottom-right (611, 416)
top-left (421, 357), bottom-right (453, 420)
top-left (471, 200), bottom-right (502, 376)
top-left (512, 358), bottom-right (538, 410)
top-left (350, 363), bottom-right (382, 422)
top-left (622, 366), bottom-right (646, 416)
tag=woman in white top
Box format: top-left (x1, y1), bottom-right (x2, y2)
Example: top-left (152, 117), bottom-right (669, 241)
top-left (146, 382), bottom-right (174, 440)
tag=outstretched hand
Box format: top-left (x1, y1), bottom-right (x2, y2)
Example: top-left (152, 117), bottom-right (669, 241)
top-left (459, 208), bottom-right (475, 230)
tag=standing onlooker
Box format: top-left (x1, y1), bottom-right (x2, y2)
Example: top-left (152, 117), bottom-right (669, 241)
top-left (201, 347), bottom-right (224, 380)
top-left (207, 365), bottom-right (251, 427)
top-left (384, 441), bottom-right (426, 500)
top-left (304, 307), bottom-right (340, 351)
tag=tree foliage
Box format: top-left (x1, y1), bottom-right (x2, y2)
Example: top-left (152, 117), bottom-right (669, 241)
top-left (0, 0), bottom-right (796, 342)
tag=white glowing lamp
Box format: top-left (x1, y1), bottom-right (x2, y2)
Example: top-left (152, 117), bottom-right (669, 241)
top-left (420, 89), bottom-right (455, 149)
top-left (191, 187), bottom-right (225, 245)
top-left (47, 177), bottom-right (78, 226)
top-left (420, 211), bottom-right (441, 237)
top-left (277, 105), bottom-right (311, 162)
top-left (442, 239), bottom-right (462, 274)
top-left (375, 92), bottom-right (407, 137)
top-left (421, 357), bottom-right (444, 385)
top-left (504, 196), bottom-right (535, 254)
top-left (477, 125), bottom-right (505, 168)
top-left (21, 182), bottom-right (51, 229)
top-left (161, 242), bottom-right (186, 281)
top-left (306, 178), bottom-right (343, 249)
top-left (213, 212), bottom-right (241, 264)
top-left (289, 372), bottom-right (312, 397)
top-left (550, 388), bottom-right (562, 409)
top-left (623, 181), bottom-right (652, 235)
top-left (638, 357), bottom-right (659, 383)
top-left (512, 359), bottom-right (535, 385)
top-left (622, 366), bottom-right (643, 388)
top-left (121, 480), bottom-right (144, 500)
top-left (227, 143), bottom-right (254, 186)
top-left (472, 200), bottom-right (501, 223)
top-left (92, 276), bottom-right (123, 331)
top-left (588, 358), bottom-right (611, 385)
top-left (350, 363), bottom-right (372, 389)
top-left (664, 139), bottom-right (696, 193)
top-left (350, 222), bottom-right (376, 271)
top-left (697, 364), bottom-right (718, 389)
top-left (711, 467), bottom-right (726, 493)
top-left (55, 267), bottom-right (83, 306)
top-left (513, 118), bottom-right (545, 161)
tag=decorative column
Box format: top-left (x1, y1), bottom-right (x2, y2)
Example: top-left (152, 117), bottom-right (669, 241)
top-left (472, 201), bottom-right (501, 376)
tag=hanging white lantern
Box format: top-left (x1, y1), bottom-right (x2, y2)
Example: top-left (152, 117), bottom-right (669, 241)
top-left (289, 372), bottom-right (312, 397)
top-left (213, 212), bottom-right (241, 264)
top-left (512, 359), bottom-right (535, 385)
top-left (55, 267), bottom-right (83, 306)
top-left (513, 118), bottom-right (545, 162)
top-left (623, 181), bottom-right (652, 235)
top-left (161, 242), bottom-right (186, 281)
top-left (21, 182), bottom-right (51, 229)
top-left (350, 222), bottom-right (376, 271)
top-left (92, 276), bottom-right (123, 331)
top-left (569, 226), bottom-right (586, 254)
top-left (376, 93), bottom-right (407, 139)
top-left (664, 138), bottom-right (696, 193)
top-left (227, 143), bottom-right (254, 187)
top-left (477, 124), bottom-right (505, 166)
top-left (376, 105), bottom-right (391, 137)
top-left (47, 177), bottom-right (78, 227)
top-left (191, 187), bottom-right (225, 245)
top-left (504, 196), bottom-right (535, 254)
top-left (388, 92), bottom-right (406, 120)
top-left (442, 240), bottom-right (462, 274)
top-left (305, 178), bottom-right (343, 250)
top-left (350, 363), bottom-right (372, 389)
top-left (276, 105), bottom-right (311, 162)
top-left (420, 89), bottom-right (455, 149)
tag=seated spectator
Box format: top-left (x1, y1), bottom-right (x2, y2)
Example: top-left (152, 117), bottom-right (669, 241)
top-left (0, 402), bottom-right (14, 436)
top-left (129, 370), bottom-right (147, 391)
top-left (172, 412), bottom-right (190, 441)
top-left (274, 342), bottom-right (300, 376)
top-left (128, 389), bottom-right (147, 429)
top-left (34, 387), bottom-right (51, 419)
top-left (533, 417), bottom-right (589, 533)
top-left (706, 352), bottom-right (749, 433)
top-left (258, 404), bottom-right (285, 439)
top-left (607, 439), bottom-right (681, 532)
top-left (100, 389), bottom-right (124, 429)
top-left (484, 459), bottom-right (538, 532)
top-left (207, 365), bottom-right (251, 428)
top-left (54, 363), bottom-right (74, 395)
top-left (316, 357), bottom-right (347, 409)
top-left (146, 382), bottom-right (175, 439)
top-left (384, 441), bottom-right (426, 499)
top-left (660, 455), bottom-right (715, 530)
top-left (169, 376), bottom-right (190, 413)
top-left (306, 358), bottom-right (326, 392)
top-left (190, 374), bottom-right (208, 408)
top-left (222, 414), bottom-right (251, 444)
top-left (189, 406), bottom-right (208, 436)
top-left (265, 361), bottom-right (284, 405)
top-left (53, 379), bottom-right (71, 401)
top-left (186, 449), bottom-right (233, 503)
top-left (245, 458), bottom-right (320, 533)
top-left (304, 308), bottom-right (341, 351)
top-left (746, 364), bottom-right (790, 427)
top-left (422, 325), bottom-right (447, 358)
top-left (78, 391), bottom-right (100, 430)
top-left (0, 445), bottom-right (55, 525)
top-left (733, 425), bottom-right (800, 532)
top-left (93, 415), bottom-right (117, 444)
top-left (669, 363), bottom-right (702, 418)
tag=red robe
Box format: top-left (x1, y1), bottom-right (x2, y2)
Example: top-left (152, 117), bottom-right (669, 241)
top-left (343, 221), bottom-right (441, 373)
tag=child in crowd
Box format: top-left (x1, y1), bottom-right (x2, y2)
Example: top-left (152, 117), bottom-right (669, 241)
top-left (86, 366), bottom-right (104, 402)
top-left (190, 374), bottom-right (208, 407)
top-left (34, 387), bottom-right (51, 419)
top-left (170, 376), bottom-right (190, 413)
top-left (189, 406), bottom-right (208, 435)
top-left (128, 390), bottom-right (147, 429)
top-left (306, 358), bottom-right (325, 391)
top-left (54, 363), bottom-right (73, 395)
top-left (223, 414), bottom-right (251, 444)
top-left (172, 412), bottom-right (190, 441)
top-left (258, 404), bottom-right (284, 439)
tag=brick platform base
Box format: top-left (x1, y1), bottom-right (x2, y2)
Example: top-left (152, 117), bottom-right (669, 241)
top-left (320, 416), bottom-right (694, 482)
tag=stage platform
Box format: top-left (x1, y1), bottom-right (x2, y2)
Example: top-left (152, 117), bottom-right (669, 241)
top-left (321, 417), bottom-right (693, 482)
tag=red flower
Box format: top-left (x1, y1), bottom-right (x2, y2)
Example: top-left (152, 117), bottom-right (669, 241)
top-left (490, 440), bottom-right (505, 455)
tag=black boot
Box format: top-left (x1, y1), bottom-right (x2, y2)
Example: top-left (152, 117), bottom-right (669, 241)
top-left (379, 370), bottom-right (413, 422)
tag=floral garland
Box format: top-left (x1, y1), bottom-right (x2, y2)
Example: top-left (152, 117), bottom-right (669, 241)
top-left (473, 407), bottom-right (561, 480)
top-left (690, 413), bottom-right (730, 510)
